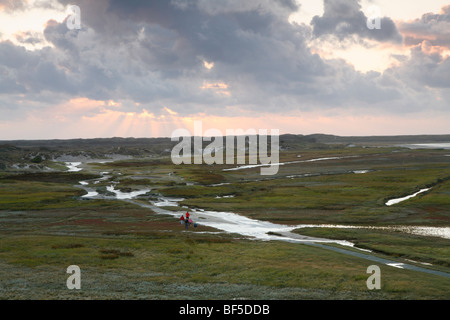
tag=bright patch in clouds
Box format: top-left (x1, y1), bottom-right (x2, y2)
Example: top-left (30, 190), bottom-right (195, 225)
top-left (0, 0), bottom-right (67, 49)
top-left (362, 0), bottom-right (449, 22)
top-left (164, 107), bottom-right (178, 116)
top-left (203, 60), bottom-right (214, 70)
top-left (200, 82), bottom-right (228, 90)
top-left (289, 0), bottom-right (324, 25)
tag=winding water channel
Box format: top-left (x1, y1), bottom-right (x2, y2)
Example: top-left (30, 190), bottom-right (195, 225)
top-left (70, 163), bottom-right (450, 278)
top-left (385, 188), bottom-right (431, 206)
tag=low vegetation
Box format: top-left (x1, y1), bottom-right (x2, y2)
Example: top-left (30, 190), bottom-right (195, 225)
top-left (0, 135), bottom-right (449, 299)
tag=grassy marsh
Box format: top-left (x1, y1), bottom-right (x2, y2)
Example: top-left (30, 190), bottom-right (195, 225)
top-left (0, 138), bottom-right (449, 299)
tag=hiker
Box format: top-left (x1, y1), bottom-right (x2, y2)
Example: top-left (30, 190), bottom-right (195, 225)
top-left (186, 212), bottom-right (190, 219)
top-left (184, 218), bottom-right (189, 230)
top-left (180, 215), bottom-right (185, 221)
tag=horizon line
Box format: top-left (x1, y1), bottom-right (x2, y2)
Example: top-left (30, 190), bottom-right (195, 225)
top-left (1, 132), bottom-right (450, 142)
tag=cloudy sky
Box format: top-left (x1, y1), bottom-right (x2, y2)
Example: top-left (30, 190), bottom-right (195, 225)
top-left (0, 0), bottom-right (449, 139)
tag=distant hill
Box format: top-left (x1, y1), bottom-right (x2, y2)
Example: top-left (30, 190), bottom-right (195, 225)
top-left (1, 134), bottom-right (450, 153)
top-left (3, 133), bottom-right (449, 146)
top-left (306, 134), bottom-right (450, 145)
top-left (1, 134), bottom-right (449, 170)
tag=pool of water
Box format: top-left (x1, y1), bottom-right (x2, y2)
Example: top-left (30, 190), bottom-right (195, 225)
top-left (385, 188), bottom-right (430, 206)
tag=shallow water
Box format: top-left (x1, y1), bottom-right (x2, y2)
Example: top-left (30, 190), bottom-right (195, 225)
top-left (222, 156), bottom-right (356, 172)
top-left (147, 197), bottom-right (354, 246)
top-left (78, 176), bottom-right (450, 242)
top-left (106, 185), bottom-right (150, 200)
top-left (147, 196), bottom-right (450, 240)
top-left (399, 143), bottom-right (450, 150)
top-left (65, 162), bottom-right (82, 172)
top-left (71, 166), bottom-right (450, 277)
top-left (152, 197), bottom-right (185, 207)
top-left (81, 191), bottom-right (99, 198)
top-left (76, 168), bottom-right (449, 243)
top-left (385, 188), bottom-right (430, 206)
top-left (294, 224), bottom-right (450, 240)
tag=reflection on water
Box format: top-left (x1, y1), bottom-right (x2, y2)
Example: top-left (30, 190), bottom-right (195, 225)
top-left (294, 224), bottom-right (450, 240)
top-left (78, 177), bottom-right (450, 241)
top-left (400, 143), bottom-right (450, 150)
top-left (76, 168), bottom-right (449, 244)
top-left (223, 156), bottom-right (356, 171)
top-left (106, 185), bottom-right (150, 200)
top-left (385, 188), bottom-right (430, 206)
top-left (147, 196), bottom-right (354, 246)
top-left (65, 162), bottom-right (82, 172)
top-left (152, 197), bottom-right (185, 207)
top-left (82, 191), bottom-right (98, 198)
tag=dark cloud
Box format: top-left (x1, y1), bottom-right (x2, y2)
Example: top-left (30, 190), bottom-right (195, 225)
top-left (311, 0), bottom-right (402, 44)
top-left (0, 40), bottom-right (38, 68)
top-left (385, 42), bottom-right (450, 90)
top-left (390, 5), bottom-right (450, 91)
top-left (43, 0), bottom-right (329, 113)
top-left (43, 19), bottom-right (80, 54)
top-left (0, 40), bottom-right (77, 95)
top-left (0, 66), bottom-right (26, 94)
top-left (0, 0), bottom-right (448, 121)
top-left (399, 5), bottom-right (450, 48)
top-left (14, 31), bottom-right (45, 45)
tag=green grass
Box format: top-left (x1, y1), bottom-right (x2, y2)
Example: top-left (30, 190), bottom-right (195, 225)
top-left (160, 164), bottom-right (450, 225)
top-left (0, 180), bottom-right (85, 210)
top-left (0, 234), bottom-right (449, 299)
top-left (292, 228), bottom-right (450, 269)
top-left (0, 145), bottom-right (449, 299)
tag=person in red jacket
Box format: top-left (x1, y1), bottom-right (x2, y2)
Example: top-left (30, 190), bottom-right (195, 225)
top-left (186, 212), bottom-right (190, 219)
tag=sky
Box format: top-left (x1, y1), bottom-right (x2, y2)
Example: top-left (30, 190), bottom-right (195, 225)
top-left (0, 0), bottom-right (449, 139)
